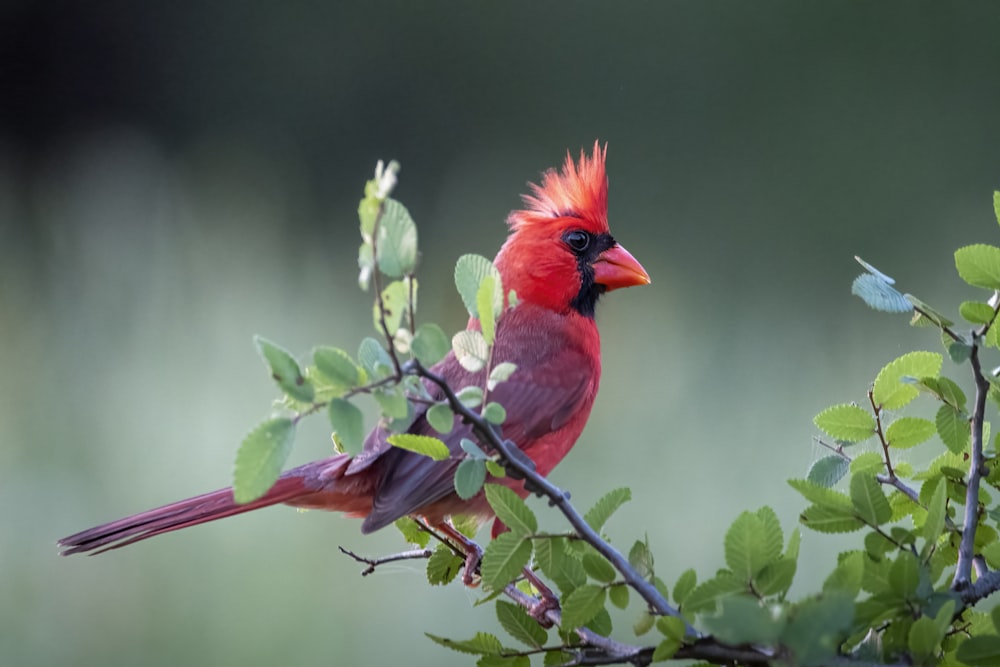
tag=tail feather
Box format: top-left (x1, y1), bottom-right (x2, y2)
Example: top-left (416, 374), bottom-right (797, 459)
top-left (58, 476), bottom-right (308, 556)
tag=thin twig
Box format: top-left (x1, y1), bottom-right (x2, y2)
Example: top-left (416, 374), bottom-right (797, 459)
top-left (338, 546), bottom-right (433, 576)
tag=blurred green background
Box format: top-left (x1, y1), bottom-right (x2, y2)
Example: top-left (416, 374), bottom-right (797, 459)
top-left (3, 2), bottom-right (1000, 665)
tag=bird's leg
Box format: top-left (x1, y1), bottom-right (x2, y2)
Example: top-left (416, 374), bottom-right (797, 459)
top-left (434, 521), bottom-right (483, 586)
top-left (521, 567), bottom-right (559, 627)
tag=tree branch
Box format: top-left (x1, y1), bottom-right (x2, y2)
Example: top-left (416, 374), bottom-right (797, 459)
top-left (338, 546), bottom-right (432, 576)
top-left (952, 341), bottom-right (989, 590)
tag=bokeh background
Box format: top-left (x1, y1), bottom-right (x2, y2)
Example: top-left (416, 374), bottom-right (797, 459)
top-left (3, 2), bottom-right (1000, 665)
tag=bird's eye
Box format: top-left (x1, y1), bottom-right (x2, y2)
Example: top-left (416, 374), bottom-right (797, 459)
top-left (564, 230), bottom-right (590, 253)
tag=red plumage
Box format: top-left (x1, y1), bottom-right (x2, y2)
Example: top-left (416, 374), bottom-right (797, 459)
top-left (58, 142), bottom-right (649, 556)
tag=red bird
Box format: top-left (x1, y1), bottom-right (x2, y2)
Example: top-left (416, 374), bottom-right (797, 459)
top-left (58, 142), bottom-right (650, 557)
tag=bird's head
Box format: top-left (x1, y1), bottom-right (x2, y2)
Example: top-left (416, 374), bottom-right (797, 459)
top-left (494, 142), bottom-right (650, 318)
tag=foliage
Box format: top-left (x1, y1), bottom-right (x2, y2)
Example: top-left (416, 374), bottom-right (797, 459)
top-left (232, 163), bottom-right (1000, 665)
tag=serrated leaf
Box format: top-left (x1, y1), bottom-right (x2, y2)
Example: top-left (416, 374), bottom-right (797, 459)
top-left (375, 198), bottom-right (417, 278)
top-left (395, 517), bottom-right (431, 548)
top-left (425, 632), bottom-right (503, 656)
top-left (682, 572), bottom-right (745, 614)
top-left (673, 569), bottom-right (697, 606)
top-left (477, 275), bottom-right (499, 345)
top-left (938, 376), bottom-right (968, 410)
top-left (936, 404), bottom-right (969, 454)
top-left (496, 600), bottom-right (546, 648)
top-left (534, 537), bottom-right (586, 594)
top-left (806, 455), bottom-right (850, 487)
top-left (412, 322), bottom-right (450, 366)
top-left (255, 336), bottom-right (314, 403)
top-left (788, 479), bottom-right (854, 512)
top-left (960, 300), bottom-right (996, 325)
top-left (800, 504), bottom-right (864, 533)
top-left (781, 591), bottom-right (855, 666)
top-left (583, 552), bottom-right (617, 583)
top-left (453, 330), bottom-right (489, 372)
top-left (628, 539), bottom-right (654, 579)
top-left (454, 459), bottom-right (487, 500)
top-left (327, 398), bottom-right (365, 456)
top-left (483, 402), bottom-right (507, 425)
top-left (481, 532), bottom-right (532, 589)
top-left (755, 558), bottom-right (797, 597)
top-left (724, 508), bottom-right (783, 581)
top-left (814, 404), bottom-right (876, 442)
top-left (851, 273), bottom-right (911, 313)
top-left (374, 279), bottom-right (411, 335)
top-left (560, 584), bottom-right (606, 629)
top-left (850, 451), bottom-right (885, 475)
top-left (427, 402), bottom-right (455, 434)
top-left (921, 477), bottom-right (947, 557)
top-left (387, 433), bottom-right (450, 461)
top-left (956, 244), bottom-right (1000, 290)
top-left (608, 584), bottom-right (629, 609)
top-left (702, 595), bottom-right (784, 645)
top-left (889, 551), bottom-right (921, 599)
top-left (485, 484), bottom-right (537, 535)
top-left (956, 636), bottom-right (1000, 667)
top-left (427, 544), bottom-right (463, 585)
top-left (233, 418), bottom-right (295, 504)
top-left (485, 460), bottom-right (506, 478)
top-left (850, 473), bottom-right (892, 526)
top-left (313, 346), bottom-right (362, 389)
top-left (872, 351), bottom-right (943, 410)
top-left (455, 254), bottom-right (502, 318)
top-left (885, 416), bottom-right (936, 449)
top-left (823, 551), bottom-right (863, 597)
top-left (583, 487), bottom-right (632, 533)
top-left (488, 362), bottom-right (518, 391)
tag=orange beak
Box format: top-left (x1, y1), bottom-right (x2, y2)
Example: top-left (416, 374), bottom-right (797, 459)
top-left (593, 243), bottom-right (651, 290)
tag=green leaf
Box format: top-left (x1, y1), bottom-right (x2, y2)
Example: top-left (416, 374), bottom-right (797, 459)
top-left (702, 595), bottom-right (784, 645)
top-left (485, 460), bottom-right (506, 478)
top-left (850, 451), bottom-right (884, 475)
top-left (813, 404), bottom-right (876, 442)
top-left (313, 346), bottom-right (362, 389)
top-left (427, 544), bottom-right (463, 585)
top-left (656, 615), bottom-right (687, 641)
top-left (483, 402), bottom-right (507, 425)
top-left (906, 294), bottom-right (954, 328)
top-left (233, 418), bottom-right (296, 504)
top-left (936, 404), bottom-right (969, 454)
top-left (477, 275), bottom-right (499, 345)
top-left (799, 504), bottom-right (864, 533)
top-left (411, 322), bottom-right (450, 366)
top-left (560, 584), bottom-right (606, 629)
top-left (960, 300), bottom-right (995, 325)
top-left (534, 537), bottom-right (586, 594)
top-left (455, 254), bottom-right (502, 318)
top-left (387, 433), bottom-right (450, 461)
top-left (254, 336), bottom-right (314, 403)
top-left (395, 517), bottom-right (431, 548)
top-left (907, 615), bottom-right (943, 659)
top-left (608, 584), bottom-right (629, 609)
top-left (823, 551), bottom-right (863, 597)
top-left (584, 487), bottom-right (632, 533)
top-left (955, 244), bottom-right (1000, 290)
top-left (327, 398), bottom-right (365, 455)
top-left (788, 479), bottom-right (854, 513)
top-left (374, 279), bottom-right (411, 335)
top-left (425, 632), bottom-right (503, 656)
top-left (871, 351), bottom-right (943, 410)
top-left (628, 539), bottom-right (655, 579)
top-left (756, 558), bottom-right (797, 597)
top-left (454, 459), bottom-right (487, 500)
top-left (457, 385), bottom-right (484, 409)
top-left (781, 591), bottom-right (855, 666)
top-left (357, 337), bottom-right (394, 379)
top-left (484, 484), bottom-right (537, 535)
top-left (724, 508), bottom-right (783, 581)
top-left (885, 416), bottom-right (936, 449)
top-left (633, 611), bottom-right (655, 636)
top-left (496, 600), bottom-right (546, 648)
top-left (806, 455), bottom-right (850, 487)
top-left (850, 473), bottom-right (892, 526)
top-left (375, 198), bottom-right (417, 278)
top-left (583, 552), bottom-right (617, 583)
top-left (956, 636), bottom-right (1000, 667)
top-left (938, 376), bottom-right (968, 410)
top-left (673, 569), bottom-right (697, 606)
top-left (948, 341), bottom-right (973, 363)
top-left (921, 477), bottom-right (947, 557)
top-left (889, 551), bottom-right (921, 599)
top-left (683, 571), bottom-right (746, 614)
top-left (426, 402), bottom-right (454, 434)
top-left (488, 362), bottom-right (518, 391)
top-left (995, 190), bottom-right (1000, 226)
top-left (453, 330), bottom-right (489, 372)
top-left (651, 638), bottom-right (681, 662)
top-left (481, 532), bottom-right (532, 590)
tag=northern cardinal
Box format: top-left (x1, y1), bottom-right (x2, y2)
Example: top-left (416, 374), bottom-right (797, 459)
top-left (58, 142), bottom-right (649, 557)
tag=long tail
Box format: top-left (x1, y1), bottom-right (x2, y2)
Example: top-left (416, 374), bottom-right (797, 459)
top-left (58, 475), bottom-right (313, 556)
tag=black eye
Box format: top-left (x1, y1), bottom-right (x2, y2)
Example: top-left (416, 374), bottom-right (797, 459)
top-left (564, 230), bottom-right (590, 253)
